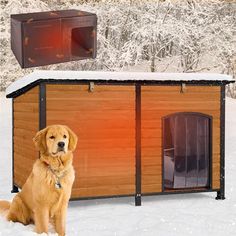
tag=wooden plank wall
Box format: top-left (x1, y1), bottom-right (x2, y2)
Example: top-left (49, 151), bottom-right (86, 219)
top-left (13, 86), bottom-right (39, 188)
top-left (46, 84), bottom-right (136, 198)
top-left (141, 86), bottom-right (221, 193)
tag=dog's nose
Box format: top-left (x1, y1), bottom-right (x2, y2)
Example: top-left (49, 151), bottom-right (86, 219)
top-left (58, 142), bottom-right (65, 148)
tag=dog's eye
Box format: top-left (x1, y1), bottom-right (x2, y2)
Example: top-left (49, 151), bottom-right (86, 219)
top-left (63, 135), bottom-right (67, 139)
top-left (49, 136), bottom-right (55, 139)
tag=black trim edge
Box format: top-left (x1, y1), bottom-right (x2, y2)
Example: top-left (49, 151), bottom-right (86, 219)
top-left (143, 188), bottom-right (219, 197)
top-left (21, 22), bottom-right (24, 68)
top-left (135, 83), bottom-right (142, 206)
top-left (209, 116), bottom-right (213, 190)
top-left (216, 85), bottom-right (226, 200)
top-left (11, 99), bottom-right (19, 193)
top-left (70, 194), bottom-right (134, 202)
top-left (69, 189), bottom-right (220, 202)
top-left (6, 79), bottom-right (235, 99)
top-left (39, 83), bottom-right (46, 130)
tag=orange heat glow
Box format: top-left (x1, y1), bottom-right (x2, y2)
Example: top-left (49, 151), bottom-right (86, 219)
top-left (35, 28), bottom-right (60, 49)
top-left (47, 86), bottom-right (135, 160)
top-left (46, 85), bottom-right (135, 196)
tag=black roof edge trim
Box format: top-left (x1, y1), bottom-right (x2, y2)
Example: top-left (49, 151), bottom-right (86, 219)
top-left (6, 78), bottom-right (235, 98)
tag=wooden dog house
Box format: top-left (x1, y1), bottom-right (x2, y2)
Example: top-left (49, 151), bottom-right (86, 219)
top-left (6, 70), bottom-right (234, 206)
top-left (11, 10), bottom-right (97, 68)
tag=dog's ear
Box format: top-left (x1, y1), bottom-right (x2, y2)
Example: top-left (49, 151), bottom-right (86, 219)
top-left (33, 127), bottom-right (48, 154)
top-left (65, 126), bottom-right (78, 152)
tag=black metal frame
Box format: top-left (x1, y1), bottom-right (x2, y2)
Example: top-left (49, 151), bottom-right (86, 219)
top-left (11, 99), bottom-right (19, 193)
top-left (6, 79), bottom-right (233, 99)
top-left (39, 83), bottom-right (46, 130)
top-left (135, 84), bottom-right (142, 206)
top-left (38, 83), bottom-right (47, 160)
top-left (8, 80), bottom-right (231, 205)
top-left (161, 112), bottom-right (213, 192)
top-left (70, 188), bottom-right (220, 203)
top-left (216, 85), bottom-right (226, 200)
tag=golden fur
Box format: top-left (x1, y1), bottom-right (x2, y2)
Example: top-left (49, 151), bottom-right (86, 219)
top-left (0, 125), bottom-right (78, 236)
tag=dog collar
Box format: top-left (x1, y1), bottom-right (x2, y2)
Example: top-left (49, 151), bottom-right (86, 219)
top-left (48, 165), bottom-right (67, 189)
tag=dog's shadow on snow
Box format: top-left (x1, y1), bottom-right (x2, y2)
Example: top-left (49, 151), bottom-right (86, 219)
top-left (69, 192), bottom-right (215, 209)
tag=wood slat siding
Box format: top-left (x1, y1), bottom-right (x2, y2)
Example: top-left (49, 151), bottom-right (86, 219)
top-left (141, 86), bottom-right (221, 193)
top-left (13, 86), bottom-right (39, 188)
top-left (46, 84), bottom-right (136, 198)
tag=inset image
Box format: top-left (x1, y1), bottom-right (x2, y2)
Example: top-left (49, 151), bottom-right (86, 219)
top-left (11, 9), bottom-right (97, 68)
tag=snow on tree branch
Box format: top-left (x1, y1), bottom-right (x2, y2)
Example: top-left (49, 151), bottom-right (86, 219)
top-left (0, 0), bottom-right (235, 97)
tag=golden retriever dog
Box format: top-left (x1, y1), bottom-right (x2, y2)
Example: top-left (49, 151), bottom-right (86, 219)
top-left (0, 125), bottom-right (77, 236)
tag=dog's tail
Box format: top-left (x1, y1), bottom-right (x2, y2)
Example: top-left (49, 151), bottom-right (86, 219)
top-left (0, 200), bottom-right (11, 217)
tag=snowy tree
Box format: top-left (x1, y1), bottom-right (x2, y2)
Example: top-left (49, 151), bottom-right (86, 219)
top-left (0, 0), bottom-right (235, 96)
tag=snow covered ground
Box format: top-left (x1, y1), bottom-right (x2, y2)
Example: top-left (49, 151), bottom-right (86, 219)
top-left (0, 92), bottom-right (235, 236)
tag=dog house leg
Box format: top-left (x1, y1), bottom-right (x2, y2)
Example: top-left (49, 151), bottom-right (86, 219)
top-left (11, 184), bottom-right (19, 193)
top-left (215, 190), bottom-right (225, 200)
top-left (135, 194), bottom-right (141, 206)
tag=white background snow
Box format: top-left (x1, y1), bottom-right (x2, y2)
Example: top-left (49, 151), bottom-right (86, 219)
top-left (0, 92), bottom-right (236, 235)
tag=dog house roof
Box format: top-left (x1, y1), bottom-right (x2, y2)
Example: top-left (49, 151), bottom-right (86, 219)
top-left (11, 9), bottom-right (96, 22)
top-left (6, 70), bottom-right (234, 98)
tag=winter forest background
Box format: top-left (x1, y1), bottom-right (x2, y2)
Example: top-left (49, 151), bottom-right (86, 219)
top-left (0, 0), bottom-right (235, 97)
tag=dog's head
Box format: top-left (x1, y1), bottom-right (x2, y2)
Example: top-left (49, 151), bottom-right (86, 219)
top-left (33, 125), bottom-right (78, 157)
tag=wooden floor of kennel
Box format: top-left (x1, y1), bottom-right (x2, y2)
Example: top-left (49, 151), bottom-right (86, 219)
top-left (7, 73), bottom-right (234, 206)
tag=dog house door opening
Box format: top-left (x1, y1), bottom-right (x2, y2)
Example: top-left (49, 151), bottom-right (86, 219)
top-left (71, 26), bottom-right (94, 57)
top-left (163, 113), bottom-right (211, 190)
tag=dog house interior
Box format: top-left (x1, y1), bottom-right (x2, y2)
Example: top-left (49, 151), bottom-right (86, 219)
top-left (6, 70), bottom-right (234, 205)
top-left (11, 9), bottom-right (97, 68)
top-left (71, 26), bottom-right (95, 57)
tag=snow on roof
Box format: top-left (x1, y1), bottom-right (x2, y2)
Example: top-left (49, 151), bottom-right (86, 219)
top-left (6, 70), bottom-right (234, 97)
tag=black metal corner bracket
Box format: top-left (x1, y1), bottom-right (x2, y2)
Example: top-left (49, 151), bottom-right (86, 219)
top-left (216, 85), bottom-right (226, 200)
top-left (135, 83), bottom-right (142, 206)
